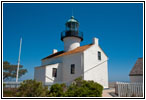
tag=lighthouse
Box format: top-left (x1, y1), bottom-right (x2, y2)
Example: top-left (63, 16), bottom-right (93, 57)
top-left (34, 16), bottom-right (109, 88)
top-left (61, 16), bottom-right (83, 51)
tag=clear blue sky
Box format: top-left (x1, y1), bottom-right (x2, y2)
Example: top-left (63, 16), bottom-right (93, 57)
top-left (3, 3), bottom-right (143, 82)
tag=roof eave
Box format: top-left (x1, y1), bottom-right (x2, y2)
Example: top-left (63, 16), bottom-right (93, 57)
top-left (129, 74), bottom-right (143, 76)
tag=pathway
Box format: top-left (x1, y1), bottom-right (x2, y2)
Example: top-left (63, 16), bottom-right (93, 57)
top-left (102, 88), bottom-right (117, 97)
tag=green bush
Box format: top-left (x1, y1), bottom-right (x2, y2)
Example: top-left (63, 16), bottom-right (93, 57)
top-left (16, 80), bottom-right (48, 97)
top-left (48, 83), bottom-right (66, 97)
top-left (6, 78), bottom-right (103, 97)
top-left (3, 89), bottom-right (17, 97)
top-left (65, 77), bottom-right (103, 97)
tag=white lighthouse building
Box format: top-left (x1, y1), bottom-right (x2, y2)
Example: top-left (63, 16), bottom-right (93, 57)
top-left (34, 16), bottom-right (109, 88)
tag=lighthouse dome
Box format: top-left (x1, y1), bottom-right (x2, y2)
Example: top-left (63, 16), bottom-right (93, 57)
top-left (67, 16), bottom-right (78, 23)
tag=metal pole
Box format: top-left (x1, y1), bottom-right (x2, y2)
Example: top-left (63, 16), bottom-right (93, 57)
top-left (16, 37), bottom-right (22, 82)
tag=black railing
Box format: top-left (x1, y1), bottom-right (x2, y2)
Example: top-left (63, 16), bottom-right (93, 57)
top-left (61, 30), bottom-right (83, 41)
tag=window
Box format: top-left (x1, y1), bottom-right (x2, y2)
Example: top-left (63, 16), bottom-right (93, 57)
top-left (52, 68), bottom-right (57, 77)
top-left (71, 64), bottom-right (75, 74)
top-left (98, 51), bottom-right (101, 60)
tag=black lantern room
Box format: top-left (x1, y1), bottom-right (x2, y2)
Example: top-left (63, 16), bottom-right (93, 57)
top-left (61, 16), bottom-right (83, 41)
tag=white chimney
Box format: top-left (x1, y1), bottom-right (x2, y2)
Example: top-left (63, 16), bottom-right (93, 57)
top-left (53, 49), bottom-right (58, 54)
top-left (93, 37), bottom-right (99, 45)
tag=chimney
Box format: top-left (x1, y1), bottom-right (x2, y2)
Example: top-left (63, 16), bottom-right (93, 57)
top-left (53, 49), bottom-right (58, 54)
top-left (93, 37), bottom-right (99, 45)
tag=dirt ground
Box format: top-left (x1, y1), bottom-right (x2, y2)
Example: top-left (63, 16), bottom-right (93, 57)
top-left (102, 88), bottom-right (116, 97)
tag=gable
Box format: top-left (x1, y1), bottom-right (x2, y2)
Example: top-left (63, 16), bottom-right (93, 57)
top-left (98, 45), bottom-right (108, 58)
top-left (129, 58), bottom-right (143, 76)
top-left (83, 44), bottom-right (108, 59)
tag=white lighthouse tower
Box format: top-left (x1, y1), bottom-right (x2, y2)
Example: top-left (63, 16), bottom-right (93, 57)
top-left (61, 16), bottom-right (83, 51)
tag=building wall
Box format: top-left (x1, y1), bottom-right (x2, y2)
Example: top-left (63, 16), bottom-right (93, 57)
top-left (34, 63), bottom-right (62, 84)
top-left (34, 66), bottom-right (46, 84)
top-left (130, 76), bottom-right (143, 83)
top-left (62, 53), bottom-right (83, 84)
top-left (41, 56), bottom-right (62, 66)
top-left (83, 44), bottom-right (109, 88)
top-left (37, 53), bottom-right (83, 85)
top-left (45, 63), bottom-right (62, 83)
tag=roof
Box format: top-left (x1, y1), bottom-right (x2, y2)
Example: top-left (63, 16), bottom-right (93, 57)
top-left (67, 16), bottom-right (78, 23)
top-left (42, 44), bottom-right (93, 60)
top-left (129, 58), bottom-right (143, 76)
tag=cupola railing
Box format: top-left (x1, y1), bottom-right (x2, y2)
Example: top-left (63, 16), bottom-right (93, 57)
top-left (61, 31), bottom-right (83, 41)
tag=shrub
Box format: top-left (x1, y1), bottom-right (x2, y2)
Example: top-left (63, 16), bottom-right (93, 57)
top-left (48, 83), bottom-right (66, 97)
top-left (3, 89), bottom-right (17, 97)
top-left (16, 80), bottom-right (48, 97)
top-left (65, 77), bottom-right (103, 97)
top-left (8, 78), bottom-right (103, 97)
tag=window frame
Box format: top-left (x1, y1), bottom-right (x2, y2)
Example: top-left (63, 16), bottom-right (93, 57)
top-left (52, 68), bottom-right (57, 77)
top-left (98, 51), bottom-right (101, 60)
top-left (71, 64), bottom-right (75, 74)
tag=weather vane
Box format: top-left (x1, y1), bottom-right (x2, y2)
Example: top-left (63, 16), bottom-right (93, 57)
top-left (72, 8), bottom-right (74, 17)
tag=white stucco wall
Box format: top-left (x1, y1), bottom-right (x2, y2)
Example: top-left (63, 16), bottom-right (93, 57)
top-left (34, 66), bottom-right (46, 84)
top-left (63, 37), bottom-right (81, 51)
top-left (34, 63), bottom-right (62, 84)
top-left (41, 56), bottom-right (62, 66)
top-left (45, 63), bottom-right (62, 83)
top-left (130, 76), bottom-right (143, 83)
top-left (83, 44), bottom-right (108, 88)
top-left (62, 53), bottom-right (83, 84)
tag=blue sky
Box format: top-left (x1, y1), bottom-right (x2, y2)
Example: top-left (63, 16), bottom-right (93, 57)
top-left (3, 3), bottom-right (143, 82)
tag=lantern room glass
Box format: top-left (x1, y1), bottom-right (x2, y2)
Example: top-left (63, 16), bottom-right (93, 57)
top-left (61, 16), bottom-right (83, 41)
top-left (66, 22), bottom-right (79, 31)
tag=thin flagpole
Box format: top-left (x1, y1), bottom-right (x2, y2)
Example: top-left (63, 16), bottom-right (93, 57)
top-left (16, 37), bottom-right (22, 82)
